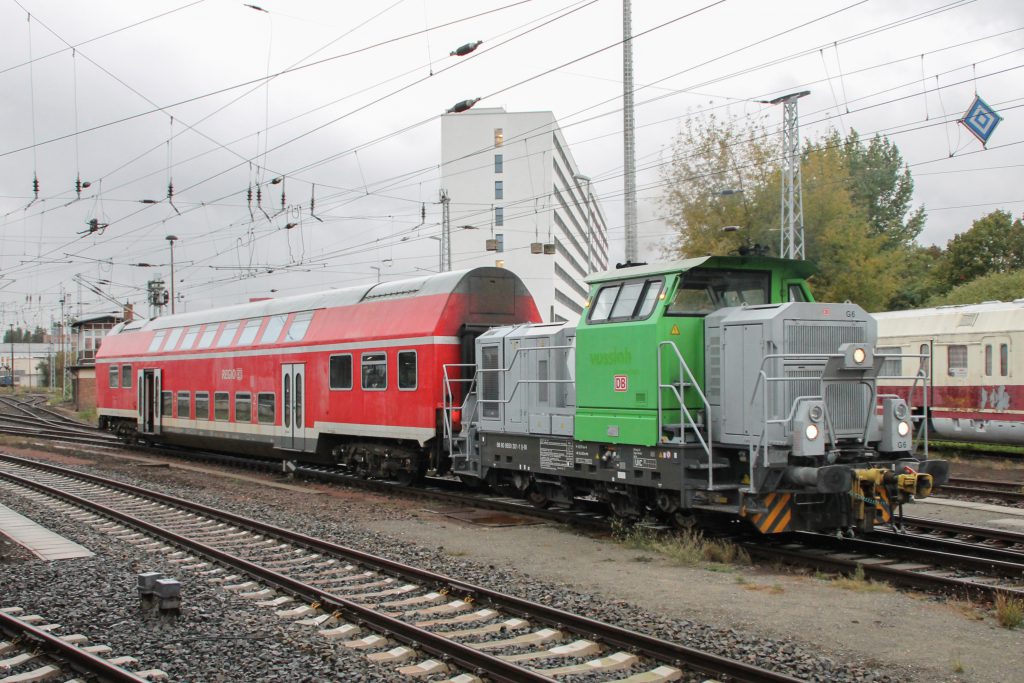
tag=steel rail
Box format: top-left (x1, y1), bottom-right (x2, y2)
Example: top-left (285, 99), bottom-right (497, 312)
top-left (0, 454), bottom-right (802, 683)
top-left (0, 610), bottom-right (149, 683)
top-left (896, 515), bottom-right (1024, 546)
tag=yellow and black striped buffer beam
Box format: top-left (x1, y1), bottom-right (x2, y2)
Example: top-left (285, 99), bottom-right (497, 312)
top-left (747, 492), bottom-right (793, 534)
top-left (874, 487), bottom-right (892, 524)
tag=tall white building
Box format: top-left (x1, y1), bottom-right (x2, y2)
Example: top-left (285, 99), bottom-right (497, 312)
top-left (441, 107), bottom-right (609, 322)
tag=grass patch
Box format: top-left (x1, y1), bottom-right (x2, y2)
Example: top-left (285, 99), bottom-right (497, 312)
top-left (742, 582), bottom-right (785, 595)
top-left (995, 593), bottom-right (1024, 629)
top-left (948, 597), bottom-right (986, 622)
top-left (831, 565), bottom-right (893, 593)
top-left (951, 653), bottom-right (965, 674)
top-left (76, 408), bottom-right (97, 425)
top-left (611, 521), bottom-right (750, 568)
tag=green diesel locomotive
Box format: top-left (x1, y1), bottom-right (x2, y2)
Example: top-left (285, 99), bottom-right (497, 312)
top-left (446, 255), bottom-right (948, 534)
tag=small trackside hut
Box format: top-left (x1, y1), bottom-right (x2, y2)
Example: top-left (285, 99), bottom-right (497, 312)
top-left (448, 256), bottom-right (949, 534)
top-left (96, 267), bottom-right (540, 481)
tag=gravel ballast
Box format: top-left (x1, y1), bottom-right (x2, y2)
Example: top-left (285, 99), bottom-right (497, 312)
top-left (2, 445), bottom-right (1022, 682)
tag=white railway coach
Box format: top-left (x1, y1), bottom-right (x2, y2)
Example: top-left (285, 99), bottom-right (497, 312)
top-left (874, 301), bottom-right (1024, 445)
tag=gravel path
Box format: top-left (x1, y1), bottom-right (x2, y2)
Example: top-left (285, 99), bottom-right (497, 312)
top-left (2, 444), bottom-right (1022, 682)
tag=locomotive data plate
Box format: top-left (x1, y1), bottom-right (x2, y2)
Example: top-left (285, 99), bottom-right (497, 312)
top-left (539, 439), bottom-right (573, 470)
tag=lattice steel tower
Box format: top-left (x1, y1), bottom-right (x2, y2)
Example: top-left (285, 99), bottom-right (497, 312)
top-left (622, 0), bottom-right (638, 263)
top-left (770, 91), bottom-right (810, 260)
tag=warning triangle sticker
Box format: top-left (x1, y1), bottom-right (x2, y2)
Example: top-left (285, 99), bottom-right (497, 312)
top-left (670, 324), bottom-right (680, 335)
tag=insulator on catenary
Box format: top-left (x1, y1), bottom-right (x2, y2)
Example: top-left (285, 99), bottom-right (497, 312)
top-left (450, 40), bottom-right (482, 57)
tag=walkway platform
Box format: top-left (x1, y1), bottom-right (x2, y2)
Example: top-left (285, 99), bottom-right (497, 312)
top-left (0, 503), bottom-right (93, 560)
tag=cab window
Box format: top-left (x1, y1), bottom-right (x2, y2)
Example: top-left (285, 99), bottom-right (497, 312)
top-left (667, 270), bottom-right (770, 316)
top-left (588, 279), bottom-right (663, 323)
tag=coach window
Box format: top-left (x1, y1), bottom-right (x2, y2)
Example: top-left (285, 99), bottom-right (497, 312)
top-left (177, 391), bottom-right (191, 419)
top-left (121, 365), bottom-right (132, 388)
top-left (235, 393), bottom-right (252, 422)
top-left (947, 345), bottom-right (968, 377)
top-left (214, 392), bottom-right (230, 420)
top-left (108, 365), bottom-right (119, 388)
top-left (362, 352), bottom-right (387, 390)
top-left (147, 330), bottom-right (167, 352)
top-left (398, 351), bottom-right (417, 390)
top-left (330, 354), bottom-right (353, 390)
top-left (165, 327), bottom-right (184, 351)
top-left (284, 311), bottom-right (313, 342)
top-left (237, 319), bottom-right (261, 346)
top-left (180, 326), bottom-right (199, 350)
top-left (195, 392), bottom-right (210, 420)
top-left (257, 393), bottom-right (275, 424)
top-left (216, 321), bottom-right (240, 348)
top-left (985, 345), bottom-right (993, 376)
top-left (260, 315), bottom-right (287, 344)
top-left (1001, 343), bottom-right (1010, 376)
top-left (197, 324), bottom-right (219, 349)
top-left (877, 346), bottom-right (901, 377)
top-left (161, 391), bottom-right (173, 417)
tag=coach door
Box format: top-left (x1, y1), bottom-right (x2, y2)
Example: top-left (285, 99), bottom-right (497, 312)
top-left (280, 364), bottom-right (307, 451)
top-left (138, 368), bottom-right (161, 435)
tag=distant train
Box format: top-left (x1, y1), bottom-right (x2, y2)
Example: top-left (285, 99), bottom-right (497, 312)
top-left (96, 258), bottom-right (948, 535)
top-left (875, 301), bottom-right (1024, 445)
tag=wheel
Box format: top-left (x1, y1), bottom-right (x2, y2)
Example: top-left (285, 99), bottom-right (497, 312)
top-left (609, 495), bottom-right (640, 520)
top-left (672, 510), bottom-right (697, 530)
top-left (526, 486), bottom-right (550, 509)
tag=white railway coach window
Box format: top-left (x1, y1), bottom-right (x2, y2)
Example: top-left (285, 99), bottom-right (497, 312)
top-left (235, 393), bottom-right (252, 422)
top-left (215, 321), bottom-right (240, 348)
top-left (195, 392), bottom-right (210, 420)
top-left (329, 354), bottom-right (353, 390)
top-left (108, 365), bottom-right (119, 388)
top-left (147, 330), bottom-right (167, 352)
top-left (261, 315), bottom-right (287, 344)
top-left (877, 347), bottom-right (902, 377)
top-left (986, 345), bottom-right (993, 376)
top-left (164, 327), bottom-right (184, 351)
top-left (398, 351), bottom-right (417, 390)
top-left (237, 319), bottom-right (261, 346)
top-left (1002, 343), bottom-right (1010, 376)
top-left (284, 311), bottom-right (314, 342)
top-left (362, 352), bottom-right (387, 390)
top-left (121, 365), bottom-right (132, 388)
top-left (214, 392), bottom-right (230, 420)
top-left (161, 391), bottom-right (173, 417)
top-left (180, 326), bottom-right (200, 350)
top-left (947, 345), bottom-right (968, 377)
top-left (257, 393), bottom-right (275, 424)
top-left (197, 324), bottom-right (219, 349)
top-left (177, 392), bottom-right (190, 419)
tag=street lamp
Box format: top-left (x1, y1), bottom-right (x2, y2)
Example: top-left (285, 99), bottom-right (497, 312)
top-left (370, 266), bottom-right (381, 283)
top-left (165, 235), bottom-right (178, 314)
top-left (573, 174), bottom-right (593, 273)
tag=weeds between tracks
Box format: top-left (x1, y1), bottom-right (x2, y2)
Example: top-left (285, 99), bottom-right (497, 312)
top-left (611, 520), bottom-right (750, 568)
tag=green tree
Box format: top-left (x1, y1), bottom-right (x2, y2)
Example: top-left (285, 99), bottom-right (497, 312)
top-left (927, 268), bottom-right (1024, 306)
top-left (659, 116), bottom-right (912, 310)
top-left (940, 210), bottom-right (1024, 290)
top-left (840, 130), bottom-right (925, 249)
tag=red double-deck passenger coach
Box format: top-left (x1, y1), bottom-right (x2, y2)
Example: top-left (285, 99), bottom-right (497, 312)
top-left (96, 267), bottom-right (540, 478)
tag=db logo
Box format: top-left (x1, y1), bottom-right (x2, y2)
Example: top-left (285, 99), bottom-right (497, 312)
top-left (613, 375), bottom-right (628, 392)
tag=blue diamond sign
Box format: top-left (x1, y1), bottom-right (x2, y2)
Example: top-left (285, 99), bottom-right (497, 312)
top-left (960, 95), bottom-right (1002, 146)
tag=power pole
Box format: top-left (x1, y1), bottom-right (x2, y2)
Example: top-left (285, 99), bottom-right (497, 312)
top-left (439, 190), bottom-right (451, 273)
top-left (622, 0), bottom-right (638, 263)
top-left (768, 91), bottom-right (810, 260)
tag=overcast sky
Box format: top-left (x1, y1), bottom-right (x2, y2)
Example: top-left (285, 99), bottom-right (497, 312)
top-left (0, 0), bottom-right (1020, 326)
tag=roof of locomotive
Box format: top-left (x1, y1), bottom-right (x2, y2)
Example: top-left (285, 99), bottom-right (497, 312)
top-left (875, 300), bottom-right (1024, 337)
top-left (584, 255), bottom-right (816, 284)
top-left (113, 267), bottom-right (522, 334)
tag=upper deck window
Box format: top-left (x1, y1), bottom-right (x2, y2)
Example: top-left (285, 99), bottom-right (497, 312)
top-left (215, 321), bottom-right (240, 348)
top-left (197, 324), bottom-right (219, 349)
top-left (284, 311), bottom-right (314, 343)
top-left (237, 319), bottom-right (261, 346)
top-left (667, 270), bottom-right (770, 316)
top-left (588, 279), bottom-right (663, 323)
top-left (147, 330), bottom-right (167, 352)
top-left (261, 315), bottom-right (287, 344)
top-left (164, 327), bottom-right (183, 351)
top-left (180, 326), bottom-right (200, 350)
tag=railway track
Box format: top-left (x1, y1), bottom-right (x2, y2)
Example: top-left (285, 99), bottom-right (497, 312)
top-left (0, 453), bottom-right (801, 683)
top-left (939, 476), bottom-right (1024, 505)
top-left (0, 606), bottom-right (161, 682)
top-left (4, 397), bottom-right (1024, 601)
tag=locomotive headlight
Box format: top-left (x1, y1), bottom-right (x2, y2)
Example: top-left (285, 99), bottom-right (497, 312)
top-left (897, 420), bottom-right (911, 437)
top-left (805, 424), bottom-right (820, 440)
top-left (893, 402), bottom-right (908, 420)
top-left (808, 405), bottom-right (824, 423)
top-left (852, 347), bottom-right (866, 364)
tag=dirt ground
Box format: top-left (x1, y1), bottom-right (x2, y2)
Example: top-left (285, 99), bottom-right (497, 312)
top-left (4, 442), bottom-right (1024, 683)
